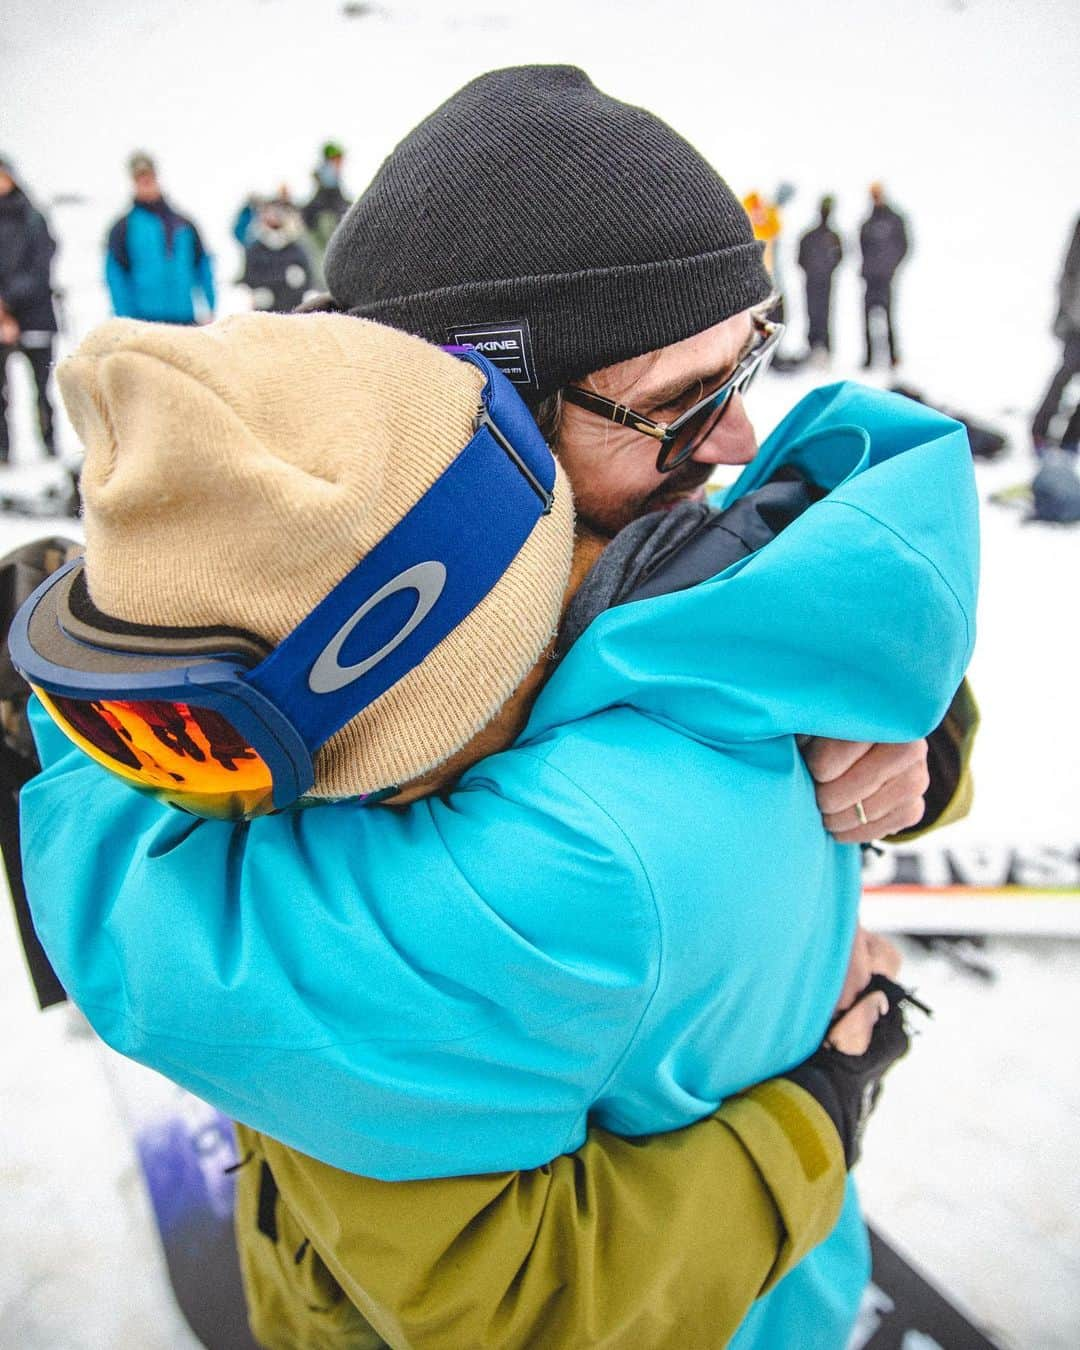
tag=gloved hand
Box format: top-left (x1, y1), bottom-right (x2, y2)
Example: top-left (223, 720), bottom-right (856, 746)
top-left (783, 974), bottom-right (930, 1167)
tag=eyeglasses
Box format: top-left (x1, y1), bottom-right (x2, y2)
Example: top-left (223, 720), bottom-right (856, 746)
top-left (562, 318), bottom-right (784, 474)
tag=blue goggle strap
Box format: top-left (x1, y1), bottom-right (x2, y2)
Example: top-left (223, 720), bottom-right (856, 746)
top-left (247, 353), bottom-right (557, 753)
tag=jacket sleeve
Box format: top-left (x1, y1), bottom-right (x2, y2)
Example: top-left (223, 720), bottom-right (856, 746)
top-left (896, 214), bottom-right (910, 266)
top-left (105, 252), bottom-right (134, 317)
top-left (887, 677), bottom-right (979, 841)
top-left (232, 202), bottom-right (255, 246)
top-left (1064, 218), bottom-right (1080, 283)
top-left (105, 219), bottom-right (135, 317)
top-left (193, 231), bottom-right (216, 315)
top-left (237, 1079), bottom-right (845, 1350)
top-left (20, 703), bottom-right (659, 1181)
top-left (0, 211), bottom-right (55, 311)
top-left (301, 190), bottom-right (322, 230)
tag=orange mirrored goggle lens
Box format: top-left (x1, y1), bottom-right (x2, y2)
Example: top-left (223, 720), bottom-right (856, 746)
top-left (34, 687), bottom-right (276, 820)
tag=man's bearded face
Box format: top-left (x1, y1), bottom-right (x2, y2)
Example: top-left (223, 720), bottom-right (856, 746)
top-left (556, 309), bottom-right (761, 536)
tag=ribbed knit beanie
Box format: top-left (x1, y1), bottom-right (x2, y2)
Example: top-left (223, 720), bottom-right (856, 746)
top-left (57, 312), bottom-right (574, 797)
top-left (325, 65), bottom-right (772, 407)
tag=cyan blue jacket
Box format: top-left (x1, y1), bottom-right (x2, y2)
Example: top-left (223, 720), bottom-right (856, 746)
top-left (21, 383), bottom-right (978, 1349)
top-left (105, 199), bottom-right (215, 323)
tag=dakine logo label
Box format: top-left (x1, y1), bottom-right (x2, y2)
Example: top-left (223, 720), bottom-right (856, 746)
top-left (446, 319), bottom-right (535, 388)
top-left (308, 561), bottom-right (447, 694)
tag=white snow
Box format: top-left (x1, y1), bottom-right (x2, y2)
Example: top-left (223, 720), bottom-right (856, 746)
top-left (1, 1), bottom-right (1079, 1347)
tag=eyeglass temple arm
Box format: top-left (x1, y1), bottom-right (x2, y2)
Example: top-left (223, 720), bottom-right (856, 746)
top-left (562, 386), bottom-right (669, 440)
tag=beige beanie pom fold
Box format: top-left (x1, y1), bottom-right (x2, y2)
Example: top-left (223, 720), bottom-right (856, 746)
top-left (60, 311), bottom-right (574, 797)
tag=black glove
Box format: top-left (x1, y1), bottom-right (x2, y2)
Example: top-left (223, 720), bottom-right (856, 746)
top-left (783, 974), bottom-right (929, 1168)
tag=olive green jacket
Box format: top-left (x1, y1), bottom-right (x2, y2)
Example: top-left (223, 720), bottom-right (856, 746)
top-left (235, 1081), bottom-right (844, 1350)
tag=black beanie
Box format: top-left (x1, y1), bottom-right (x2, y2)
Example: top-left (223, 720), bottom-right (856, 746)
top-left (325, 66), bottom-right (772, 407)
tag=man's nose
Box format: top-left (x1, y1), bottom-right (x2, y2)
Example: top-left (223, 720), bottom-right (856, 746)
top-left (689, 393), bottom-right (758, 466)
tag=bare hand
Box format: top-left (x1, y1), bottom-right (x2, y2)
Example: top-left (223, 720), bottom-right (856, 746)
top-left (828, 926), bottom-right (901, 1054)
top-left (834, 927), bottom-right (901, 1015)
top-left (803, 737), bottom-right (930, 843)
top-left (828, 988), bottom-right (891, 1054)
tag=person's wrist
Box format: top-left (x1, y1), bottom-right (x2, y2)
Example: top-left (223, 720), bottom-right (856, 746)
top-left (780, 1063), bottom-right (847, 1159)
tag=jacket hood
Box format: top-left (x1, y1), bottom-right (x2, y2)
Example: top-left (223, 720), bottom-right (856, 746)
top-left (525, 381), bottom-right (979, 747)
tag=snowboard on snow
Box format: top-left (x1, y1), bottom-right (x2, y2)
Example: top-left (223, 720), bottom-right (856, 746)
top-left (861, 840), bottom-right (1080, 936)
top-left (850, 1228), bottom-right (1002, 1349)
top-left (98, 1053), bottom-right (261, 1350)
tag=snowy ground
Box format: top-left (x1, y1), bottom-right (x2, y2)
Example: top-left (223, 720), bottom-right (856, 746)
top-left (2, 1), bottom-right (1079, 1348)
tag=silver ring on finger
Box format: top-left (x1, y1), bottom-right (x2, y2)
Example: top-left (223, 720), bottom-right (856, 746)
top-left (854, 799), bottom-right (869, 826)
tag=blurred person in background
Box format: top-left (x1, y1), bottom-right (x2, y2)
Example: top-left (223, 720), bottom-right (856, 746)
top-left (240, 196), bottom-right (312, 313)
top-left (743, 182), bottom-right (795, 326)
top-left (105, 152), bottom-right (215, 325)
top-left (798, 195), bottom-right (843, 366)
top-left (233, 186), bottom-right (294, 248)
top-left (302, 141), bottom-right (350, 286)
top-left (1031, 214), bottom-right (1080, 455)
top-left (859, 182), bottom-right (909, 369)
top-left (0, 154), bottom-right (58, 461)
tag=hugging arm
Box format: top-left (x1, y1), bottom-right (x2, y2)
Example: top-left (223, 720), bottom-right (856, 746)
top-left (232, 956), bottom-right (909, 1350)
top-left (21, 705), bottom-right (879, 1350)
top-left (236, 1079), bottom-right (844, 1350)
top-left (807, 680), bottom-right (978, 844)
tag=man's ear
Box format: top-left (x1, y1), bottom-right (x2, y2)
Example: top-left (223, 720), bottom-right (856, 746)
top-left (387, 526), bottom-right (608, 804)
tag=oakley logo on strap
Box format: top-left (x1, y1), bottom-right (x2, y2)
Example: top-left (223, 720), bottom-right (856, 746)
top-left (308, 561), bottom-right (447, 695)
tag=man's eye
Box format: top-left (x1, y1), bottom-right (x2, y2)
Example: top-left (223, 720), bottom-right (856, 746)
top-left (651, 381), bottom-right (705, 417)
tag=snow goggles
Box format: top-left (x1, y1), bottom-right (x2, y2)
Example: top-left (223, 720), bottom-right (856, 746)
top-left (10, 351), bottom-right (556, 820)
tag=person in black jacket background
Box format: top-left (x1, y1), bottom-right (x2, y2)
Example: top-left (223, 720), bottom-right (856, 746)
top-left (301, 142), bottom-right (350, 287)
top-left (797, 195), bottom-right (843, 362)
top-left (240, 197), bottom-right (313, 313)
top-left (0, 155), bottom-right (58, 461)
top-left (1032, 215), bottom-right (1080, 454)
top-left (859, 182), bottom-right (909, 368)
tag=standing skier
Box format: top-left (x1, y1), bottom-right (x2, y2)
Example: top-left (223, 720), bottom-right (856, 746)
top-left (105, 152), bottom-right (215, 325)
top-left (798, 195), bottom-right (843, 363)
top-left (301, 142), bottom-right (350, 286)
top-left (1031, 215), bottom-right (1080, 454)
top-left (859, 182), bottom-right (909, 368)
top-left (0, 155), bottom-right (58, 461)
top-left (743, 183), bottom-right (795, 325)
top-left (240, 198), bottom-right (312, 313)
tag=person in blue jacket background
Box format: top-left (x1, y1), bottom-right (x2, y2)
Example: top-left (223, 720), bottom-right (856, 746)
top-left (18, 307), bottom-right (978, 1350)
top-left (105, 152), bottom-right (215, 324)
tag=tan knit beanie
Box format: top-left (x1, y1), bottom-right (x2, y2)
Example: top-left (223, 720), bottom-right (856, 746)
top-left (58, 312), bottom-right (574, 797)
